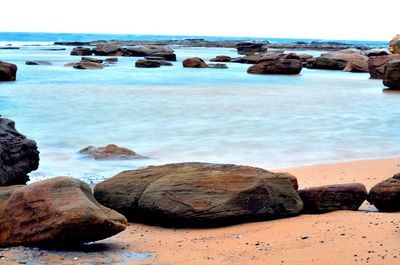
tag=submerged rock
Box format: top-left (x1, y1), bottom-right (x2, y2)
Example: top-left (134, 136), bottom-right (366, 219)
top-left (383, 59), bottom-right (400, 89)
top-left (0, 118), bottom-right (39, 186)
top-left (182, 57), bottom-right (208, 68)
top-left (297, 183), bottom-right (367, 213)
top-left (70, 47), bottom-right (92, 56)
top-left (105, 57), bottom-right (118, 63)
top-left (72, 61), bottom-right (104, 69)
top-left (79, 144), bottom-right (146, 160)
top-left (0, 177), bottom-right (127, 247)
top-left (0, 61), bottom-right (17, 81)
top-left (389, 34), bottom-right (400, 54)
top-left (94, 162), bottom-right (303, 227)
top-left (367, 173), bottom-right (400, 212)
top-left (25, 61), bottom-right (52, 65)
top-left (81, 57), bottom-right (104, 64)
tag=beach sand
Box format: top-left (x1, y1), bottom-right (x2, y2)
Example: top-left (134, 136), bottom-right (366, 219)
top-left (1, 158), bottom-right (400, 264)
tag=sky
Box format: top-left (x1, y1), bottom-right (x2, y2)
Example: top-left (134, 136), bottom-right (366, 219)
top-left (0, 0), bottom-right (397, 41)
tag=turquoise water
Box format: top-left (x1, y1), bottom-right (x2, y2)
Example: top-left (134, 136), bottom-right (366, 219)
top-left (1, 43), bottom-right (399, 183)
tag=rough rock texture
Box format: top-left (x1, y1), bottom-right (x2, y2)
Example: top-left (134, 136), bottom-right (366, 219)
top-left (368, 55), bottom-right (400, 79)
top-left (70, 47), bottom-right (92, 56)
top-left (389, 34), bottom-right (400, 54)
top-left (0, 177), bottom-right (127, 247)
top-left (306, 52), bottom-right (368, 70)
top-left (0, 61), bottom-right (17, 81)
top-left (94, 162), bottom-right (303, 227)
top-left (0, 118), bottom-right (39, 186)
top-left (79, 144), bottom-right (145, 160)
top-left (297, 183), bottom-right (367, 214)
top-left (210, 56), bottom-right (232, 62)
top-left (343, 60), bottom-right (369, 72)
top-left (274, 172), bottom-right (299, 190)
top-left (0, 186), bottom-right (24, 204)
top-left (236, 42), bottom-right (269, 55)
top-left (367, 173), bottom-right (400, 212)
top-left (135, 59), bottom-right (161, 68)
top-left (92, 44), bottom-right (121, 56)
top-left (182, 57), bottom-right (208, 68)
top-left (72, 62), bottom-right (104, 70)
top-left (383, 59), bottom-right (400, 89)
top-left (247, 59), bottom-right (302, 75)
top-left (81, 57), bottom-right (104, 64)
top-left (207, 63), bottom-right (228, 69)
top-left (25, 61), bottom-right (52, 65)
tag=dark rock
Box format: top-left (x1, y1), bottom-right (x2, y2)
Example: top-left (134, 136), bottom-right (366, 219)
top-left (281, 53), bottom-right (300, 60)
top-left (25, 61), bottom-right (52, 66)
top-left (0, 118), bottom-right (39, 186)
top-left (0, 47), bottom-right (19, 50)
top-left (297, 183), bottom-right (367, 213)
top-left (306, 52), bottom-right (368, 70)
top-left (70, 47), bottom-right (92, 56)
top-left (94, 162), bottom-right (303, 227)
top-left (389, 34), bottom-right (400, 54)
top-left (210, 56), bottom-right (231, 62)
top-left (343, 60), bottom-right (369, 72)
top-left (0, 177), bottom-right (127, 247)
top-left (182, 57), bottom-right (208, 68)
top-left (79, 144), bottom-right (145, 160)
top-left (274, 172), bottom-right (299, 190)
top-left (383, 59), bottom-right (400, 89)
top-left (144, 56), bottom-right (166, 61)
top-left (298, 54), bottom-right (313, 62)
top-left (207, 63), bottom-right (228, 69)
top-left (0, 61), bottom-right (17, 81)
top-left (151, 52), bottom-right (177, 61)
top-left (247, 59), bottom-right (302, 75)
top-left (105, 57), bottom-right (118, 63)
top-left (135, 59), bottom-right (161, 68)
top-left (367, 173), bottom-right (400, 212)
top-left (72, 62), bottom-right (104, 70)
top-left (81, 57), bottom-right (103, 64)
top-left (92, 44), bottom-right (121, 56)
top-left (368, 55), bottom-right (400, 79)
top-left (236, 42), bottom-right (268, 55)
top-left (364, 49), bottom-right (390, 57)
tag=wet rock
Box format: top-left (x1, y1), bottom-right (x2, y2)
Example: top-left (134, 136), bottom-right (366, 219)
top-left (81, 57), bottom-right (104, 64)
top-left (298, 54), bottom-right (313, 62)
top-left (0, 177), bottom-right (127, 247)
top-left (207, 63), bottom-right (228, 69)
top-left (70, 47), bottom-right (92, 56)
top-left (236, 42), bottom-right (269, 55)
top-left (104, 57), bottom-right (118, 63)
top-left (297, 183), bottom-right (367, 213)
top-left (367, 173), bottom-right (400, 212)
top-left (151, 52), bottom-right (177, 62)
top-left (343, 60), bottom-right (369, 72)
top-left (94, 162), bottom-right (303, 227)
top-left (91, 44), bottom-right (121, 56)
top-left (364, 49), bottom-right (390, 57)
top-left (210, 56), bottom-right (232, 62)
top-left (72, 62), bottom-right (104, 70)
top-left (135, 59), bottom-right (161, 68)
top-left (368, 54), bottom-right (400, 79)
top-left (389, 34), bottom-right (400, 54)
top-left (25, 61), bottom-right (52, 65)
top-left (79, 144), bottom-right (145, 160)
top-left (306, 52), bottom-right (368, 70)
top-left (0, 118), bottom-right (39, 186)
top-left (383, 59), bottom-right (400, 89)
top-left (247, 58), bottom-right (302, 75)
top-left (182, 57), bottom-right (208, 68)
top-left (0, 61), bottom-right (17, 81)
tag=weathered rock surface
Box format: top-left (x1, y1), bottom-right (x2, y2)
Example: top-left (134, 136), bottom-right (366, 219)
top-left (248, 58), bottom-right (302, 75)
top-left (368, 54), bottom-right (400, 79)
top-left (367, 173), bottom-right (400, 212)
top-left (0, 118), bottom-right (39, 186)
top-left (210, 56), bottom-right (231, 62)
top-left (0, 61), bottom-right (17, 81)
top-left (25, 61), bottom-right (52, 65)
top-left (364, 49), bottom-right (389, 57)
top-left (274, 172), bottom-right (299, 190)
top-left (0, 177), bottom-right (127, 247)
top-left (79, 144), bottom-right (145, 160)
top-left (72, 61), bottom-right (104, 70)
top-left (135, 59), bottom-right (161, 68)
top-left (81, 57), bottom-right (104, 64)
top-left (70, 47), bottom-right (92, 56)
top-left (389, 34), bottom-right (400, 54)
top-left (236, 42), bottom-right (269, 55)
top-left (0, 186), bottom-right (24, 204)
top-left (91, 44), bottom-right (176, 60)
top-left (297, 183), bottom-right (367, 213)
top-left (306, 52), bottom-right (368, 70)
top-left (383, 59), bottom-right (400, 89)
top-left (182, 57), bottom-right (208, 68)
top-left (94, 162), bottom-right (303, 227)
top-left (343, 60), bottom-right (369, 72)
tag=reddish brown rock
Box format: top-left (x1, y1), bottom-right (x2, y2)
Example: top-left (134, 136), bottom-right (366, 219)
top-left (306, 52), bottom-right (368, 70)
top-left (79, 144), bottom-right (145, 160)
top-left (94, 162), bottom-right (303, 227)
top-left (182, 57), bottom-right (208, 68)
top-left (81, 57), bottom-right (103, 64)
top-left (274, 172), bottom-right (299, 190)
top-left (389, 34), bottom-right (400, 54)
top-left (105, 57), bottom-right (118, 63)
top-left (367, 173), bottom-right (400, 212)
top-left (135, 59), bottom-right (161, 68)
top-left (0, 61), bottom-right (17, 81)
top-left (0, 177), bottom-right (127, 247)
top-left (72, 61), bottom-right (104, 70)
top-left (297, 183), bottom-right (367, 213)
top-left (247, 59), bottom-right (302, 75)
top-left (236, 42), bottom-right (268, 55)
top-left (70, 47), bottom-right (92, 56)
top-left (210, 56), bottom-right (231, 62)
top-left (383, 59), bottom-right (400, 89)
top-left (343, 60), bottom-right (369, 72)
top-left (0, 186), bottom-right (24, 203)
top-left (368, 54), bottom-right (400, 79)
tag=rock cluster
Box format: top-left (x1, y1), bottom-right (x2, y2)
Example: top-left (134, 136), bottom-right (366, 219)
top-left (247, 53), bottom-right (302, 75)
top-left (306, 50), bottom-right (368, 71)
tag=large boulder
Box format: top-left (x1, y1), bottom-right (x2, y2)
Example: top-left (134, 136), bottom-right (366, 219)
top-left (79, 144), bottom-right (146, 160)
top-left (0, 61), bottom-right (17, 81)
top-left (343, 60), bottom-right (369, 72)
top-left (368, 54), bottom-right (400, 79)
top-left (91, 44), bottom-right (121, 56)
top-left (383, 59), bottom-right (400, 89)
top-left (0, 118), bottom-right (39, 186)
top-left (297, 183), bottom-right (367, 214)
top-left (236, 42), bottom-right (268, 55)
top-left (247, 58), bottom-right (302, 75)
top-left (389, 34), bottom-right (400, 54)
top-left (182, 57), bottom-right (208, 68)
top-left (135, 59), bottom-right (161, 68)
top-left (364, 49), bottom-right (390, 57)
top-left (367, 173), bottom-right (400, 212)
top-left (306, 52), bottom-right (368, 70)
top-left (70, 47), bottom-right (92, 56)
top-left (0, 177), bottom-right (127, 247)
top-left (94, 162), bottom-right (303, 227)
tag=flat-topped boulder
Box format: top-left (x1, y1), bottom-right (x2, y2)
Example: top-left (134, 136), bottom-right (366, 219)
top-left (0, 61), bottom-right (17, 81)
top-left (368, 54), bottom-right (400, 79)
top-left (183, 57), bottom-right (208, 68)
top-left (236, 42), bottom-right (269, 55)
top-left (297, 183), bottom-right (367, 214)
top-left (0, 118), bottom-right (39, 186)
top-left (94, 162), bottom-right (303, 227)
top-left (306, 52), bottom-right (368, 70)
top-left (70, 47), bottom-right (92, 56)
top-left (25, 61), bottom-right (52, 65)
top-left (247, 58), bottom-right (302, 75)
top-left (71, 61), bottom-right (104, 69)
top-left (81, 57), bottom-right (104, 64)
top-left (210, 55), bottom-right (232, 62)
top-left (0, 177), bottom-right (127, 247)
top-left (389, 34), bottom-right (400, 54)
top-left (367, 173), bottom-right (400, 212)
top-left (135, 59), bottom-right (161, 68)
top-left (79, 144), bottom-right (146, 160)
top-left (91, 44), bottom-right (176, 59)
top-left (383, 59), bottom-right (400, 89)
top-left (91, 43), bottom-right (121, 56)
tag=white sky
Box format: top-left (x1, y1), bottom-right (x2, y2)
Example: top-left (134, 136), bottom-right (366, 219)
top-left (0, 0), bottom-right (397, 41)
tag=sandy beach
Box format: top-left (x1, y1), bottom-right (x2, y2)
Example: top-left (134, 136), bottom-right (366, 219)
top-left (99, 158), bottom-right (400, 265)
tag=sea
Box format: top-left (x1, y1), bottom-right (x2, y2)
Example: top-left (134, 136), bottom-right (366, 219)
top-left (0, 32), bottom-right (397, 184)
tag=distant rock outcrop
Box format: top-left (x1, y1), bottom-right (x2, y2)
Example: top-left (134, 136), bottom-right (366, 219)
top-left (236, 42), bottom-right (269, 55)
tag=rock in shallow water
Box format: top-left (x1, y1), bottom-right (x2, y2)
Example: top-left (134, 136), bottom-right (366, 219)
top-left (367, 173), bottom-right (400, 212)
top-left (0, 177), bottom-right (127, 247)
top-left (383, 59), bottom-right (400, 89)
top-left (70, 47), bottom-right (92, 56)
top-left (25, 61), bottom-right (52, 65)
top-left (0, 118), bottom-right (39, 186)
top-left (247, 58), bottom-right (302, 75)
top-left (0, 61), bottom-right (17, 81)
top-left (94, 162), bottom-right (303, 227)
top-left (182, 57), bottom-right (208, 68)
top-left (368, 54), bottom-right (400, 79)
top-left (79, 144), bottom-right (146, 160)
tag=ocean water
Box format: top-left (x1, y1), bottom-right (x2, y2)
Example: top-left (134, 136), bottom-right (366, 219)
top-left (0, 33), bottom-right (398, 183)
